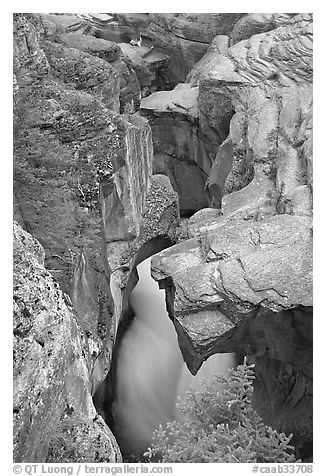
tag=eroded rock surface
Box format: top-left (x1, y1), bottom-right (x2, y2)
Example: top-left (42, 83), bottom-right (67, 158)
top-left (56, 32), bottom-right (140, 112)
top-left (13, 222), bottom-right (121, 463)
top-left (140, 83), bottom-right (225, 214)
top-left (13, 13), bottom-right (184, 462)
top-left (151, 13), bottom-right (313, 452)
top-left (152, 214), bottom-right (312, 363)
top-left (13, 13), bottom-right (181, 462)
top-left (193, 13), bottom-right (313, 220)
top-left (67, 13), bottom-right (245, 90)
top-left (93, 173), bottom-right (181, 425)
top-left (153, 13), bottom-right (313, 353)
top-left (141, 13), bottom-right (245, 84)
top-left (13, 12), bottom-right (313, 461)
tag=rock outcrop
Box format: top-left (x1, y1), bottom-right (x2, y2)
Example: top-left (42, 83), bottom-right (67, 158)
top-left (55, 32), bottom-right (141, 112)
top-left (121, 13), bottom-right (245, 84)
top-left (191, 13), bottom-right (313, 220)
top-left (140, 83), bottom-right (212, 214)
top-left (150, 13), bottom-right (313, 453)
top-left (52, 13), bottom-right (245, 92)
top-left (152, 214), bottom-right (312, 366)
top-left (13, 222), bottom-right (121, 463)
top-left (13, 13), bottom-right (180, 462)
top-left (13, 12), bottom-right (313, 461)
top-left (140, 81), bottom-right (233, 214)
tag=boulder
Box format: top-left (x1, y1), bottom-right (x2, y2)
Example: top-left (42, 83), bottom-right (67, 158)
top-left (57, 33), bottom-right (141, 112)
top-left (42, 40), bottom-right (120, 113)
top-left (152, 214), bottom-right (312, 366)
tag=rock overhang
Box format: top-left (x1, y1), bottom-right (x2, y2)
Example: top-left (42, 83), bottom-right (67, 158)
top-left (151, 214), bottom-right (312, 371)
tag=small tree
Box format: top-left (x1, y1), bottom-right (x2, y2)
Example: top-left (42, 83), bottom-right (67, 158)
top-left (145, 361), bottom-right (298, 463)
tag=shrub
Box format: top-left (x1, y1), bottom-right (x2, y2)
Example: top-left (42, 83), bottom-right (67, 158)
top-left (145, 361), bottom-right (298, 463)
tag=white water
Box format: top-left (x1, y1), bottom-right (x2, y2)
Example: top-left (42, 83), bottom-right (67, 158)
top-left (112, 258), bottom-right (234, 455)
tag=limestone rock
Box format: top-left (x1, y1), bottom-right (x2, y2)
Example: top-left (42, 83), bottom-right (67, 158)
top-left (230, 13), bottom-right (298, 45)
top-left (190, 13), bottom-right (313, 221)
top-left (94, 173), bottom-right (181, 419)
top-left (151, 214), bottom-right (312, 368)
top-left (13, 222), bottom-right (121, 463)
top-left (105, 173), bottom-right (180, 309)
top-left (140, 83), bottom-right (219, 214)
top-left (119, 43), bottom-right (170, 95)
top-left (87, 13), bottom-right (244, 88)
top-left (101, 113), bottom-right (153, 243)
top-left (57, 33), bottom-right (141, 112)
top-left (40, 14), bottom-right (89, 35)
top-left (13, 14), bottom-right (50, 85)
top-left (13, 14), bottom-right (154, 393)
top-left (145, 13), bottom-right (245, 83)
top-left (42, 40), bottom-right (120, 113)
top-left (148, 15), bottom-right (313, 454)
top-left (58, 32), bottom-right (122, 62)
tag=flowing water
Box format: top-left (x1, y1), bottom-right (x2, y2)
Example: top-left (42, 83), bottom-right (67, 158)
top-left (112, 258), bottom-right (235, 456)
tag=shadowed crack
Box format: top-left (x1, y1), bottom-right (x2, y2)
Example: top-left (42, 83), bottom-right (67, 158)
top-left (236, 256), bottom-right (289, 300)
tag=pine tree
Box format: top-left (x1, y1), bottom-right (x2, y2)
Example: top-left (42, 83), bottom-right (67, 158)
top-left (145, 361), bottom-right (298, 463)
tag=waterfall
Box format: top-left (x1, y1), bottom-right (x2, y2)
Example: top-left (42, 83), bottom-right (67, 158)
top-left (112, 257), bottom-right (234, 457)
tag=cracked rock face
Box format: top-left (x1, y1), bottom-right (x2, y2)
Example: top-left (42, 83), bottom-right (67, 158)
top-left (196, 14), bottom-right (313, 221)
top-left (151, 12), bottom-right (313, 451)
top-left (56, 32), bottom-right (141, 112)
top-left (144, 13), bottom-right (245, 84)
top-left (105, 173), bottom-right (181, 343)
top-left (93, 173), bottom-right (181, 423)
top-left (13, 14), bottom-right (181, 461)
top-left (13, 12), bottom-right (313, 460)
top-left (140, 83), bottom-right (231, 214)
top-left (13, 222), bottom-right (121, 463)
top-left (152, 214), bottom-right (312, 366)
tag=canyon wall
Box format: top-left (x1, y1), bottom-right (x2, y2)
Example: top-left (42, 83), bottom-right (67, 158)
top-left (13, 12), bottom-right (313, 462)
top-left (150, 13), bottom-right (313, 456)
top-left (13, 13), bottom-right (180, 462)
top-left (13, 221), bottom-right (121, 462)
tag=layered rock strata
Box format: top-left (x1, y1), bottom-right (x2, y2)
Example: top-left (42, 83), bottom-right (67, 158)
top-left (117, 13), bottom-right (245, 84)
top-left (50, 13), bottom-right (245, 92)
top-left (140, 82), bottom-right (233, 214)
top-left (151, 12), bottom-right (313, 452)
top-left (13, 13), bottom-right (180, 462)
top-left (13, 12), bottom-right (313, 461)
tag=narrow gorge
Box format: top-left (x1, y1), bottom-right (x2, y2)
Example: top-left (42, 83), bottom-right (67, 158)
top-left (13, 13), bottom-right (313, 463)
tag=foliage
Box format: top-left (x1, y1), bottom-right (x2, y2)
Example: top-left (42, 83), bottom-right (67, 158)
top-left (145, 361), bottom-right (298, 463)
